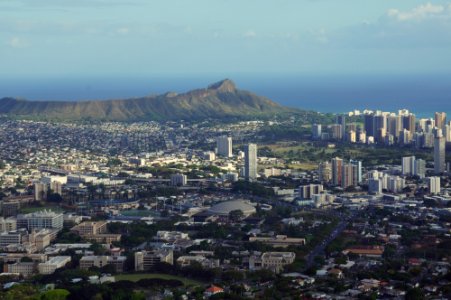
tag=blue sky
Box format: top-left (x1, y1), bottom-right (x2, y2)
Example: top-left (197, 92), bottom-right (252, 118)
top-left (1, 0), bottom-right (451, 77)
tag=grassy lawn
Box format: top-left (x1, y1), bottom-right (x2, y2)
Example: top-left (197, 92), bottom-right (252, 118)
top-left (20, 205), bottom-right (63, 214)
top-left (288, 162), bottom-right (318, 171)
top-left (115, 273), bottom-right (203, 287)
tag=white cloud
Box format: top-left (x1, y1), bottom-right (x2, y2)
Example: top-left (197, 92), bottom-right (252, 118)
top-left (116, 27), bottom-right (129, 35)
top-left (6, 37), bottom-right (29, 48)
top-left (387, 2), bottom-right (447, 22)
top-left (243, 30), bottom-right (256, 38)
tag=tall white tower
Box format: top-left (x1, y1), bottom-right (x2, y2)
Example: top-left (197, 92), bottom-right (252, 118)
top-left (216, 136), bottom-right (232, 157)
top-left (244, 143), bottom-right (258, 181)
top-left (434, 129), bottom-right (446, 174)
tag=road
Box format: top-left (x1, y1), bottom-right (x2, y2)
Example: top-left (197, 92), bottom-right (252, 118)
top-left (304, 209), bottom-right (360, 270)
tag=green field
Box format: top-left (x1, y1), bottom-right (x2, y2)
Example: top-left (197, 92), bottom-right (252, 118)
top-left (115, 273), bottom-right (203, 287)
top-left (20, 205), bottom-right (63, 214)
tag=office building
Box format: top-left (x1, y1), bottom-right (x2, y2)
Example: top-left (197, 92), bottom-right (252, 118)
top-left (244, 143), bottom-right (258, 181)
top-left (216, 136), bottom-right (232, 157)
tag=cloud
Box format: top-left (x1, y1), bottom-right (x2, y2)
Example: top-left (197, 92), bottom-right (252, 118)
top-left (328, 2), bottom-right (451, 49)
top-left (387, 2), bottom-right (448, 22)
top-left (243, 30), bottom-right (257, 38)
top-left (116, 27), bottom-right (130, 35)
top-left (6, 37), bottom-right (29, 48)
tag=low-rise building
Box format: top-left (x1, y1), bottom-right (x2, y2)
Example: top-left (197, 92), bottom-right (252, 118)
top-left (249, 252), bottom-right (296, 273)
top-left (249, 235), bottom-right (306, 248)
top-left (79, 255), bottom-right (126, 273)
top-left (176, 255), bottom-right (219, 269)
top-left (38, 256), bottom-right (71, 274)
top-left (6, 262), bottom-right (36, 277)
top-left (17, 210), bottom-right (63, 231)
top-left (134, 249), bottom-right (174, 271)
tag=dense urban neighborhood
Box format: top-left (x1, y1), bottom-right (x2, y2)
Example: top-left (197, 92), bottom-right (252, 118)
top-left (0, 109), bottom-right (450, 299)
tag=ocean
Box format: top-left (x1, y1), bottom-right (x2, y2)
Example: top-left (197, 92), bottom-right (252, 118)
top-left (1, 74), bottom-right (450, 119)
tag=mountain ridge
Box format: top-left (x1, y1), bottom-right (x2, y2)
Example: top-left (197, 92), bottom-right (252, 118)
top-left (0, 79), bottom-right (299, 121)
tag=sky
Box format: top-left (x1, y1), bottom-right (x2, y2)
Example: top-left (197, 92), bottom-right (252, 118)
top-left (1, 0), bottom-right (451, 78)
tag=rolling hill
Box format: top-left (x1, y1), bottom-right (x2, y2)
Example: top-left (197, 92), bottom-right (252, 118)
top-left (0, 79), bottom-right (299, 121)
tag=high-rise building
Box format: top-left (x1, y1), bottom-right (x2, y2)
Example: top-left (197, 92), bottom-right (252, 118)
top-left (414, 159), bottom-right (426, 178)
top-left (402, 156), bottom-right (416, 176)
top-left (374, 114), bottom-right (387, 142)
top-left (347, 130), bottom-right (356, 143)
top-left (244, 143), bottom-right (258, 181)
top-left (434, 130), bottom-right (446, 174)
top-left (364, 113), bottom-right (375, 138)
top-left (387, 176), bottom-right (405, 193)
top-left (435, 112), bottom-right (447, 130)
top-left (34, 183), bottom-right (47, 201)
top-left (387, 114), bottom-right (402, 138)
top-left (170, 174), bottom-right (187, 186)
top-left (336, 115), bottom-right (346, 140)
top-left (341, 160), bottom-right (362, 188)
top-left (428, 177), bottom-right (441, 195)
top-left (445, 124), bottom-right (451, 142)
top-left (331, 157), bottom-right (343, 186)
top-left (298, 184), bottom-right (323, 199)
top-left (216, 136), bottom-right (233, 157)
top-left (350, 160), bottom-right (362, 183)
top-left (318, 161), bottom-right (332, 183)
top-left (399, 129), bottom-right (412, 145)
top-left (341, 163), bottom-right (354, 188)
top-left (312, 124), bottom-right (322, 140)
top-left (402, 113), bottom-right (416, 133)
top-left (330, 124), bottom-right (342, 140)
top-left (368, 178), bottom-right (382, 194)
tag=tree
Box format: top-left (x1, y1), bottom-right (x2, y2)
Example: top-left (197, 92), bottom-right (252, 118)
top-left (40, 289), bottom-right (70, 300)
top-left (406, 288), bottom-right (425, 300)
top-left (47, 193), bottom-right (63, 203)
